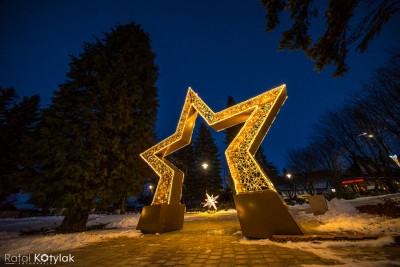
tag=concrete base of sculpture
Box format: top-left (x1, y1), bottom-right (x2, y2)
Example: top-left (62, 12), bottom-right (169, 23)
top-left (136, 204), bottom-right (185, 234)
top-left (307, 195), bottom-right (328, 215)
top-left (234, 190), bottom-right (303, 238)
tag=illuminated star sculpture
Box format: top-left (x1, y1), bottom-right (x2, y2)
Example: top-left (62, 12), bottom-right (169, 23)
top-left (140, 85), bottom-right (287, 206)
top-left (137, 84), bottom-right (303, 237)
top-left (204, 193), bottom-right (219, 210)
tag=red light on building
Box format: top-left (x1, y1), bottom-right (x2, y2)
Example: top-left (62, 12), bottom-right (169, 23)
top-left (341, 178), bottom-right (365, 184)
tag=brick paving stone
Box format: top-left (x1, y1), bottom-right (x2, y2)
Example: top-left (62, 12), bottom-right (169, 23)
top-left (235, 255), bottom-right (250, 259)
top-left (220, 258), bottom-right (235, 264)
top-left (268, 263), bottom-right (287, 267)
top-left (163, 260), bottom-right (178, 265)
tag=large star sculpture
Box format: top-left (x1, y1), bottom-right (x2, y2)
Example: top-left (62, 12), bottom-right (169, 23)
top-left (140, 85), bottom-right (287, 205)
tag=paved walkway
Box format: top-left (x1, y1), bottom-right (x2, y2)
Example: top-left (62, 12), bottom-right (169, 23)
top-left (5, 212), bottom-right (396, 266)
top-left (55, 213), bottom-right (343, 267)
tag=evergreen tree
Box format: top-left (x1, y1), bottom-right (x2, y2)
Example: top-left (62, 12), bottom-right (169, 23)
top-left (261, 0), bottom-right (399, 77)
top-left (193, 122), bottom-right (223, 204)
top-left (31, 22), bottom-right (158, 231)
top-left (0, 87), bottom-right (40, 204)
top-left (168, 144), bottom-right (197, 207)
top-left (255, 146), bottom-right (280, 186)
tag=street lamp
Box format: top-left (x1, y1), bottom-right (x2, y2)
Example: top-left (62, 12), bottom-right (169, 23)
top-left (286, 173), bottom-right (292, 179)
top-left (202, 162), bottom-right (209, 193)
top-left (359, 132), bottom-right (399, 167)
top-left (389, 155), bottom-right (400, 168)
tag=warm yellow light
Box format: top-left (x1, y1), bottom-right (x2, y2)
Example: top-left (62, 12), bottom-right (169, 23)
top-left (140, 85), bottom-right (287, 205)
top-left (286, 174), bottom-right (292, 179)
top-left (202, 163), bottom-right (209, 170)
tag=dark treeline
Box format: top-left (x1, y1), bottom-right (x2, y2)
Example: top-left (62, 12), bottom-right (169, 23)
top-left (286, 49), bottom-right (400, 195)
top-left (0, 87), bottom-right (40, 203)
top-left (1, 22), bottom-right (159, 231)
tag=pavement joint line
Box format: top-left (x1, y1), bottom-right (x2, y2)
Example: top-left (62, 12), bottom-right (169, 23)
top-left (270, 234), bottom-right (400, 242)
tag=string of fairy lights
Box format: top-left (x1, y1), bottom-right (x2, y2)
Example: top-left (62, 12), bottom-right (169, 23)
top-left (140, 85), bottom-right (288, 205)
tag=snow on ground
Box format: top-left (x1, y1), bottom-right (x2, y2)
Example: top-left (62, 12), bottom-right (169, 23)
top-left (1, 194), bottom-right (399, 263)
top-left (240, 236), bottom-right (398, 267)
top-left (290, 196), bottom-right (400, 235)
top-left (346, 193), bottom-right (400, 207)
top-left (0, 214), bottom-right (141, 257)
top-left (1, 229), bottom-right (142, 257)
top-left (241, 194), bottom-right (400, 266)
top-left (184, 209), bottom-right (237, 221)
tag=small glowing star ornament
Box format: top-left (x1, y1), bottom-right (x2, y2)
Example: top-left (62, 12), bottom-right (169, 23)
top-left (203, 193), bottom-right (219, 210)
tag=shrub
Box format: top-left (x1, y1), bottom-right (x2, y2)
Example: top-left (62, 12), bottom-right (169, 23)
top-left (356, 198), bottom-right (400, 218)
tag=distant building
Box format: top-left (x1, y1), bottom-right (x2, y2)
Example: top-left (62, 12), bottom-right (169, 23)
top-left (337, 157), bottom-right (400, 195)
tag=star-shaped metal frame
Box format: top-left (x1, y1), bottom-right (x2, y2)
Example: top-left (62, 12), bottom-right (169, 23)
top-left (140, 85), bottom-right (288, 205)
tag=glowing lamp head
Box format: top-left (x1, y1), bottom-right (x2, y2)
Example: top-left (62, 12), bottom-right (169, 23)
top-left (286, 173), bottom-right (292, 179)
top-left (202, 163), bottom-right (209, 170)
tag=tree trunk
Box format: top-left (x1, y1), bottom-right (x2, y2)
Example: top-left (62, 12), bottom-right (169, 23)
top-left (119, 195), bottom-right (126, 214)
top-left (384, 176), bottom-right (398, 193)
top-left (59, 206), bottom-right (90, 232)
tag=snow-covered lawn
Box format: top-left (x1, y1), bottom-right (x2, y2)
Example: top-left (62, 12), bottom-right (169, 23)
top-left (274, 195), bottom-right (400, 266)
top-left (1, 194), bottom-right (399, 265)
top-left (0, 214), bottom-right (142, 256)
top-left (291, 195), bottom-right (400, 235)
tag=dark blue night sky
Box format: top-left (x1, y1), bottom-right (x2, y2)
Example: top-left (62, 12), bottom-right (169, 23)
top-left (1, 0), bottom-right (399, 172)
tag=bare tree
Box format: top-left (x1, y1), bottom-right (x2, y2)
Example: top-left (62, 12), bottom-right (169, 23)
top-left (284, 50), bottom-right (400, 194)
top-left (308, 136), bottom-right (345, 192)
top-left (286, 146), bottom-right (320, 195)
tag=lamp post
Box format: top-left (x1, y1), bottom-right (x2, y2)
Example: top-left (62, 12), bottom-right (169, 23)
top-left (285, 173), bottom-right (296, 202)
top-left (359, 132), bottom-right (399, 168)
top-left (202, 162), bottom-right (209, 193)
top-left (389, 155), bottom-right (400, 168)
